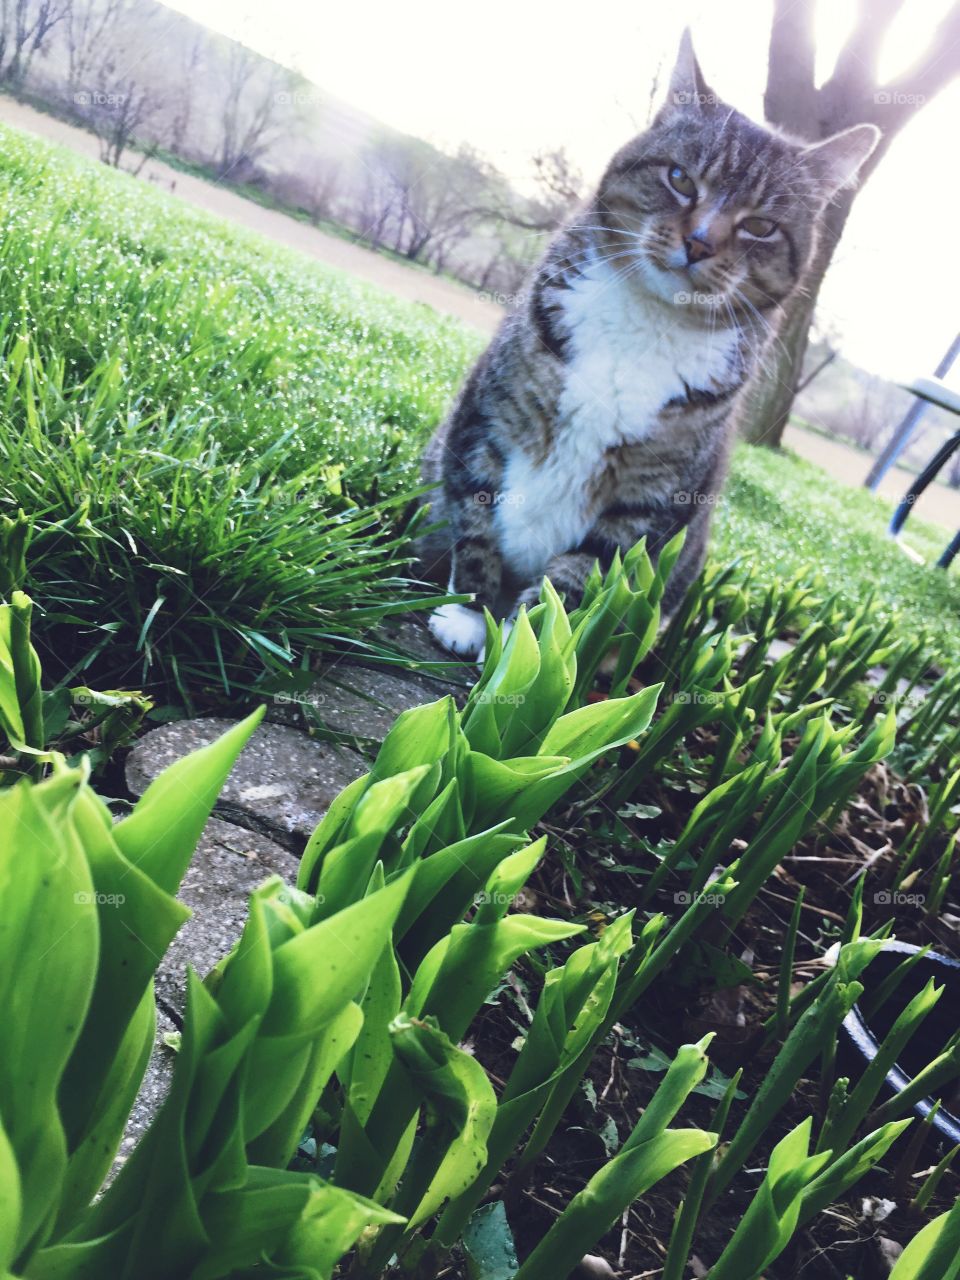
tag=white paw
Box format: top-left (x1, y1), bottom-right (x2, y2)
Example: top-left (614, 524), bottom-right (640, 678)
top-left (429, 603), bottom-right (488, 657)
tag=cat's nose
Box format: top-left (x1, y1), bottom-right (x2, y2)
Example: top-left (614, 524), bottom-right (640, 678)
top-left (684, 234), bottom-right (715, 264)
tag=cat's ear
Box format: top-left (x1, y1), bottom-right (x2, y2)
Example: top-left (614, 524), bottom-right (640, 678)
top-left (659, 28), bottom-right (715, 116)
top-left (802, 123), bottom-right (881, 195)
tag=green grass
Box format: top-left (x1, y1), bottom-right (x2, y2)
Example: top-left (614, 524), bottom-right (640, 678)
top-left (715, 444), bottom-right (960, 670)
top-left (0, 119), bottom-right (958, 706)
top-left (0, 124), bottom-right (482, 703)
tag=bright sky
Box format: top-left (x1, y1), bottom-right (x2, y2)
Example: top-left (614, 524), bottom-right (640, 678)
top-left (164, 0), bottom-right (960, 380)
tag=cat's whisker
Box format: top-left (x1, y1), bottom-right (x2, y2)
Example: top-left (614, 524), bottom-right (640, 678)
top-left (729, 286), bottom-right (793, 369)
top-left (537, 244), bottom-right (646, 288)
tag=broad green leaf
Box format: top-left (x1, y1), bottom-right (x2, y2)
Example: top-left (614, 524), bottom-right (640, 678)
top-left (394, 826), bottom-right (525, 951)
top-left (55, 985), bottom-right (157, 1233)
top-left (0, 773), bottom-right (98, 1261)
top-left (337, 939), bottom-right (402, 1126)
top-left (514, 1129), bottom-right (714, 1280)
top-left (800, 1121), bottom-right (911, 1225)
top-left (370, 698), bottom-right (454, 784)
top-left (887, 1197), bottom-right (960, 1280)
top-left (0, 1117), bottom-right (20, 1274)
top-left (462, 1201), bottom-right (519, 1280)
top-left (298, 772), bottom-right (371, 894)
top-left (263, 870), bottom-right (413, 1036)
top-left (247, 1003), bottom-right (363, 1167)
top-left (408, 914), bottom-right (584, 1043)
top-left (538, 685), bottom-right (660, 760)
top-left (0, 593), bottom-right (44, 756)
top-left (390, 1015), bottom-right (497, 1230)
top-left (708, 1119), bottom-right (833, 1280)
top-left (57, 782), bottom-right (190, 1153)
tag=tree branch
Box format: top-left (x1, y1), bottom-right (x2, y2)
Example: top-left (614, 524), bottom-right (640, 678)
top-left (764, 0), bottom-right (818, 133)
top-left (863, 0), bottom-right (960, 134)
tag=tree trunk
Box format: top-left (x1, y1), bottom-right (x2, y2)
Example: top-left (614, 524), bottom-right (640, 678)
top-left (736, 0), bottom-right (960, 448)
top-left (738, 192), bottom-right (852, 446)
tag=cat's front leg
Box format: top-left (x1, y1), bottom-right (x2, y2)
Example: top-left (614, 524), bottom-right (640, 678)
top-left (428, 477), bottom-right (505, 658)
top-left (514, 550), bottom-right (597, 616)
top-left (513, 503), bottom-right (687, 616)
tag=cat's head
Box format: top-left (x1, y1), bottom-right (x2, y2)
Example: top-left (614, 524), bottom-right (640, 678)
top-left (594, 31), bottom-right (879, 323)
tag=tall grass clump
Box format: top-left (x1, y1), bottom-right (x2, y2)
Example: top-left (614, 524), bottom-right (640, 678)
top-left (0, 125), bottom-right (480, 701)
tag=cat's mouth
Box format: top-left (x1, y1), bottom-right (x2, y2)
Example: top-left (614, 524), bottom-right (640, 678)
top-left (637, 251), bottom-right (729, 314)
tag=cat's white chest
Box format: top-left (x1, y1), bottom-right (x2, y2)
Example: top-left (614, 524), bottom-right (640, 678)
top-left (495, 260), bottom-right (737, 579)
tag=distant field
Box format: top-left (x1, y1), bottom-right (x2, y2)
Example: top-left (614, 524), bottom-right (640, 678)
top-left (0, 119), bottom-right (958, 706)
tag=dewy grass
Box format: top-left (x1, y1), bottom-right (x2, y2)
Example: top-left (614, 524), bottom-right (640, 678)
top-left (0, 125), bottom-right (480, 701)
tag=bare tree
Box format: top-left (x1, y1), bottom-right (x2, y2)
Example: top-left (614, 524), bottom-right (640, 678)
top-left (217, 41), bottom-right (298, 180)
top-left (62, 0), bottom-right (123, 101)
top-left (740, 0), bottom-right (960, 447)
top-left (354, 136), bottom-right (491, 266)
top-left (0, 0), bottom-right (66, 91)
top-left (165, 27), bottom-right (208, 157)
top-left (468, 144), bottom-right (584, 234)
top-left (73, 1), bottom-right (164, 169)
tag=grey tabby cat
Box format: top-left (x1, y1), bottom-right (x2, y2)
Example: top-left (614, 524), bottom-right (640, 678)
top-left (419, 31), bottom-right (879, 656)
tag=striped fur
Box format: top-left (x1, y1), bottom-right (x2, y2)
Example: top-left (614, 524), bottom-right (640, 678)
top-left (420, 33), bottom-right (879, 655)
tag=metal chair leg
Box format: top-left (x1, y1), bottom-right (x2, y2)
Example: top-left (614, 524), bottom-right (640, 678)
top-left (938, 530), bottom-right (960, 570)
top-left (890, 431), bottom-right (960, 536)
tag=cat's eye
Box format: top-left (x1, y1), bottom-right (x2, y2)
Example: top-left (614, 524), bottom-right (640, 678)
top-left (666, 165), bottom-right (697, 199)
top-left (739, 216), bottom-right (778, 238)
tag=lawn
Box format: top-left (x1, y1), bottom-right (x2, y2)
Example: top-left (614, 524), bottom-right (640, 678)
top-left (1, 120), bottom-right (958, 707)
top-left (716, 444), bottom-right (960, 670)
